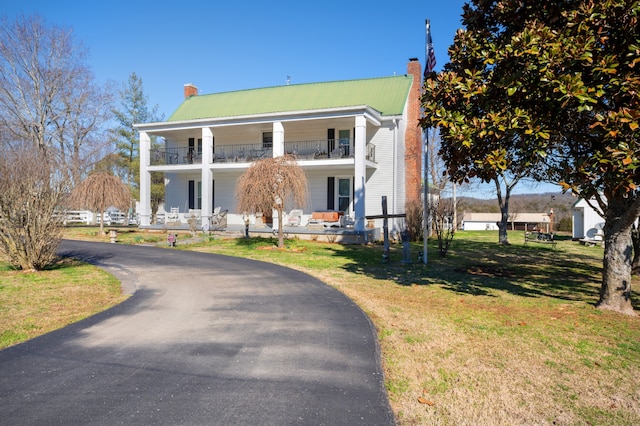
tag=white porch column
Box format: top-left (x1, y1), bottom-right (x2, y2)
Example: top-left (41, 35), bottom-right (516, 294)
top-left (201, 127), bottom-right (214, 225)
top-left (354, 115), bottom-right (367, 232)
top-left (273, 121), bottom-right (284, 157)
top-left (139, 131), bottom-right (151, 227)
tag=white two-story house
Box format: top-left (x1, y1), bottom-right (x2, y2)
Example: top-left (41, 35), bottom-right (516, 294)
top-left (135, 59), bottom-right (424, 234)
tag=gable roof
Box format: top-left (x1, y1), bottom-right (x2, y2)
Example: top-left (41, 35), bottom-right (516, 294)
top-left (167, 75), bottom-right (413, 122)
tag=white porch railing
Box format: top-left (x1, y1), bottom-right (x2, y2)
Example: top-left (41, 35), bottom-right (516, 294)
top-left (149, 140), bottom-right (376, 166)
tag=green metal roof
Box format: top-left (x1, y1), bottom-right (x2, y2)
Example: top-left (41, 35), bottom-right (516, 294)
top-left (167, 75), bottom-right (413, 122)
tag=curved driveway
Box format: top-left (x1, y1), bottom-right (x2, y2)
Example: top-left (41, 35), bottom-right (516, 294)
top-left (0, 240), bottom-right (394, 425)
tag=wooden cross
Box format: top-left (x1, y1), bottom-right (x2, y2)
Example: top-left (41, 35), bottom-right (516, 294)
top-left (366, 196), bottom-right (406, 262)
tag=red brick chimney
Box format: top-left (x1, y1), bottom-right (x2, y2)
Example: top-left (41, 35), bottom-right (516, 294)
top-left (184, 83), bottom-right (198, 99)
top-left (405, 58), bottom-right (423, 209)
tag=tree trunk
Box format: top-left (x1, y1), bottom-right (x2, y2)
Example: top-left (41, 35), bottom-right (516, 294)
top-left (631, 224), bottom-right (640, 275)
top-left (495, 178), bottom-right (512, 245)
top-left (277, 206), bottom-right (284, 249)
top-left (99, 191), bottom-right (106, 236)
top-left (498, 207), bottom-right (510, 245)
top-left (597, 198), bottom-right (636, 315)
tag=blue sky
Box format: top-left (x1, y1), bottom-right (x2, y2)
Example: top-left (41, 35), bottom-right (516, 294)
top-left (3, 0), bottom-right (467, 117)
top-left (2, 0), bottom-right (561, 195)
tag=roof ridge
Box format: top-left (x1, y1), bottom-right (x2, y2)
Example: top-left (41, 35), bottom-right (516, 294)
top-left (195, 74), bottom-right (412, 98)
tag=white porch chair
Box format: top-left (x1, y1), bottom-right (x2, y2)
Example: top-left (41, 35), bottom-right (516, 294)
top-left (286, 209), bottom-right (303, 226)
top-left (166, 207), bottom-right (180, 223)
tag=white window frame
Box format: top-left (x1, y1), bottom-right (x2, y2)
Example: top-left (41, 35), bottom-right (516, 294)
top-left (336, 176), bottom-right (352, 215)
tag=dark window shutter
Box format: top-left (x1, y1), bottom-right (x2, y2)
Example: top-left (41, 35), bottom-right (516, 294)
top-left (212, 180), bottom-right (215, 210)
top-left (189, 137), bottom-right (195, 149)
top-left (327, 128), bottom-right (335, 153)
top-left (327, 177), bottom-right (335, 210)
top-left (188, 180), bottom-right (195, 210)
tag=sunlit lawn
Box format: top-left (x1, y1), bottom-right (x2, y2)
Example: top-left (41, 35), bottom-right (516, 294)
top-left (0, 258), bottom-right (127, 349)
top-left (2, 227), bottom-right (639, 425)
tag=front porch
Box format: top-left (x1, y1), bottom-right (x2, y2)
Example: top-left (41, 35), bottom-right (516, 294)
top-left (141, 221), bottom-right (381, 244)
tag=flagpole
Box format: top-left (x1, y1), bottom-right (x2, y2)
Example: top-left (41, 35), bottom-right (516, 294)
top-left (422, 18), bottom-right (435, 265)
top-left (423, 126), bottom-right (429, 264)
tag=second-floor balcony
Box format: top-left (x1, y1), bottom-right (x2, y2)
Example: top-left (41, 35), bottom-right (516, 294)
top-left (150, 140), bottom-right (376, 166)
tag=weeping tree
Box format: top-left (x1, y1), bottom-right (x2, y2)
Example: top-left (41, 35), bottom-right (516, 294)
top-left (67, 172), bottom-right (132, 236)
top-left (236, 155), bottom-right (308, 248)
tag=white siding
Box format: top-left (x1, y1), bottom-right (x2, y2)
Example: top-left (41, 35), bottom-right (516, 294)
top-left (462, 221), bottom-right (499, 231)
top-left (306, 170), bottom-right (330, 212)
top-left (364, 122), bottom-right (404, 231)
top-left (213, 172), bottom-right (242, 213)
top-left (164, 173), bottom-right (195, 212)
top-left (572, 198), bottom-right (605, 239)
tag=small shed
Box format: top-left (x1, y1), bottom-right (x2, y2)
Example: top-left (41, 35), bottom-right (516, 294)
top-left (572, 198), bottom-right (604, 240)
top-left (461, 212), bottom-right (552, 232)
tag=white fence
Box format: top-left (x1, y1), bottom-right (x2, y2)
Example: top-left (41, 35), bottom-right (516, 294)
top-left (62, 210), bottom-right (135, 226)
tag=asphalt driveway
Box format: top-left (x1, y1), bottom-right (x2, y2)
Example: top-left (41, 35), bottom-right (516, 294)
top-left (0, 240), bottom-right (394, 425)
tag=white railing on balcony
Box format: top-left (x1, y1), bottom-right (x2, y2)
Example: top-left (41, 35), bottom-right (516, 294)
top-left (150, 147), bottom-right (202, 165)
top-left (212, 143), bottom-right (272, 163)
top-left (149, 140), bottom-right (375, 165)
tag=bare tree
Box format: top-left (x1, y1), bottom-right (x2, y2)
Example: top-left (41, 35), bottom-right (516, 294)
top-left (0, 15), bottom-right (113, 269)
top-left (0, 145), bottom-right (66, 271)
top-left (236, 156), bottom-right (308, 248)
top-left (423, 128), bottom-right (461, 238)
top-left (427, 128), bottom-right (450, 196)
top-left (429, 197), bottom-right (456, 257)
top-left (67, 173), bottom-right (132, 236)
top-left (0, 15), bottom-right (113, 185)
top-left (405, 199), bottom-right (424, 241)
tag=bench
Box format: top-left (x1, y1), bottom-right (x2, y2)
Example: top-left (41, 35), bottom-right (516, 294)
top-left (525, 232), bottom-right (557, 247)
top-left (307, 211), bottom-right (345, 228)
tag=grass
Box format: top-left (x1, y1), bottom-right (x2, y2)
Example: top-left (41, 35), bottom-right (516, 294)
top-left (0, 258), bottom-right (128, 349)
top-left (2, 227), bottom-right (640, 425)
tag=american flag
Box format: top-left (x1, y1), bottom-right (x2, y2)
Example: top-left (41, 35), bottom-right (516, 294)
top-left (424, 19), bottom-right (436, 79)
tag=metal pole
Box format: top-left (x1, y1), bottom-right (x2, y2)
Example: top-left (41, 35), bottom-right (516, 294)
top-left (422, 19), bottom-right (433, 265)
top-left (423, 129), bottom-right (428, 265)
top-left (382, 196), bottom-right (389, 262)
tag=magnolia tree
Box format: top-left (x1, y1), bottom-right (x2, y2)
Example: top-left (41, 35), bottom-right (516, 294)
top-left (422, 0), bottom-right (639, 314)
top-left (236, 156), bottom-right (308, 249)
